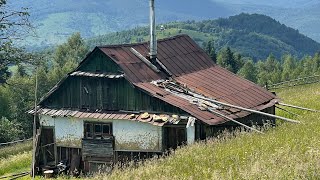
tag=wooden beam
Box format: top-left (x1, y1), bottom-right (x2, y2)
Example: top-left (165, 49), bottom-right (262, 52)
top-left (276, 106), bottom-right (300, 117)
top-left (208, 108), bottom-right (264, 134)
top-left (156, 58), bottom-right (172, 76)
top-left (187, 92), bottom-right (301, 124)
top-left (278, 102), bottom-right (320, 113)
top-left (130, 48), bottom-right (160, 73)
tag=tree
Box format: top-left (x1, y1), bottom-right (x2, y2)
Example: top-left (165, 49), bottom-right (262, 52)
top-left (0, 117), bottom-right (22, 142)
top-left (47, 33), bottom-right (88, 84)
top-left (281, 54), bottom-right (296, 81)
top-left (204, 40), bottom-right (217, 63)
top-left (217, 47), bottom-right (236, 73)
top-left (237, 59), bottom-right (257, 83)
top-left (0, 0), bottom-right (32, 84)
top-left (5, 73), bottom-right (35, 137)
top-left (0, 0), bottom-right (31, 41)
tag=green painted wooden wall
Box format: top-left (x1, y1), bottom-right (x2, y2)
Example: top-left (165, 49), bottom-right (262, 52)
top-left (41, 49), bottom-right (185, 114)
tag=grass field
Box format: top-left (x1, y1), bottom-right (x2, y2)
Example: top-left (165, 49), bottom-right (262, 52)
top-left (99, 83), bottom-right (320, 180)
top-left (1, 83), bottom-right (319, 179)
top-left (0, 141), bottom-right (32, 177)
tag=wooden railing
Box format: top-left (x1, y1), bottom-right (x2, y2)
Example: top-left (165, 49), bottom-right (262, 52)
top-left (267, 75), bottom-right (320, 90)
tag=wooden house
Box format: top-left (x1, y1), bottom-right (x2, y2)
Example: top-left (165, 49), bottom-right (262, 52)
top-left (29, 34), bottom-right (277, 173)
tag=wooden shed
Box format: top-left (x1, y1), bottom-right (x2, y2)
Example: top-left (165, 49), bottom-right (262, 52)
top-left (30, 34), bottom-right (277, 173)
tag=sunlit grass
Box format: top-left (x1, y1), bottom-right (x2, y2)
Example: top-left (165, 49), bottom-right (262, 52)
top-left (0, 141), bottom-right (32, 177)
top-left (0, 151), bottom-right (31, 176)
top-left (97, 83), bottom-right (320, 179)
top-left (0, 140), bottom-right (32, 159)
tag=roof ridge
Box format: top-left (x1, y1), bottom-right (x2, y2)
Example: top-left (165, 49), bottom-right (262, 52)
top-left (97, 34), bottom-right (190, 48)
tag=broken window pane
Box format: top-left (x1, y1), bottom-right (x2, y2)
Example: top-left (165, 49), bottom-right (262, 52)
top-left (85, 123), bottom-right (93, 139)
top-left (94, 124), bottom-right (102, 139)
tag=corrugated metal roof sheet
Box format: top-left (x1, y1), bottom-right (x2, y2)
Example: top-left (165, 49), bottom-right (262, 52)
top-left (97, 34), bottom-right (277, 125)
top-left (98, 35), bottom-right (215, 83)
top-left (70, 71), bottom-right (124, 78)
top-left (28, 108), bottom-right (175, 127)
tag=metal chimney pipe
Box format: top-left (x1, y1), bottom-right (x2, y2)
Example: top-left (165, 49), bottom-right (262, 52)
top-left (149, 0), bottom-right (157, 60)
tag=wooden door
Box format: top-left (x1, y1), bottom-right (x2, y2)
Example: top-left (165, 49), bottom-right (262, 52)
top-left (165, 127), bottom-right (187, 149)
top-left (39, 127), bottom-right (56, 165)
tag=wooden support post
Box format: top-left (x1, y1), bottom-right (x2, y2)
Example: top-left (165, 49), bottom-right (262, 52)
top-left (32, 67), bottom-right (38, 179)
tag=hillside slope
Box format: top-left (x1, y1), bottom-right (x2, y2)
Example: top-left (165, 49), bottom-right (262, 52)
top-left (225, 1), bottom-right (320, 43)
top-left (9, 0), bottom-right (320, 46)
top-left (98, 83), bottom-right (320, 179)
top-left (1, 83), bottom-right (320, 179)
top-left (87, 14), bottom-right (320, 60)
top-left (10, 0), bottom-right (230, 46)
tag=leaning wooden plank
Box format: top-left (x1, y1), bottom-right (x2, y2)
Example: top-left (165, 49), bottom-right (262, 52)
top-left (276, 106), bottom-right (300, 117)
top-left (208, 108), bottom-right (264, 134)
top-left (156, 58), bottom-right (172, 76)
top-left (130, 48), bottom-right (160, 73)
top-left (278, 102), bottom-right (320, 113)
top-left (188, 92), bottom-right (301, 124)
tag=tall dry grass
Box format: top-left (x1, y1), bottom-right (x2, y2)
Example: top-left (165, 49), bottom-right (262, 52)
top-left (95, 83), bottom-right (320, 180)
top-left (0, 141), bottom-right (32, 177)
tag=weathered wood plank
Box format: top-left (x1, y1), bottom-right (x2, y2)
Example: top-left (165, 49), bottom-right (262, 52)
top-left (82, 139), bottom-right (114, 157)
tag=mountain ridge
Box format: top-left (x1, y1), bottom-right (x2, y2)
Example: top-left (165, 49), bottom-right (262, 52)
top-left (9, 0), bottom-right (320, 47)
top-left (86, 13), bottom-right (320, 60)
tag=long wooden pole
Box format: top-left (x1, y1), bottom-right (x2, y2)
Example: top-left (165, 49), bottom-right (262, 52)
top-left (32, 67), bottom-right (38, 179)
top-left (187, 92), bottom-right (301, 124)
top-left (208, 108), bottom-right (264, 134)
top-left (278, 102), bottom-right (320, 113)
top-left (276, 106), bottom-right (300, 117)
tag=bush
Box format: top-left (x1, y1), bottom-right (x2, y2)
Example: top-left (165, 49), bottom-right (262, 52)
top-left (0, 117), bottom-right (22, 143)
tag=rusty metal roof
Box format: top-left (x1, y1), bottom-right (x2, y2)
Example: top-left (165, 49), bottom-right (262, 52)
top-left (98, 35), bottom-right (214, 83)
top-left (70, 71), bottom-right (124, 78)
top-left (96, 34), bottom-right (277, 125)
top-left (35, 34), bottom-right (277, 126)
top-left (134, 82), bottom-right (277, 125)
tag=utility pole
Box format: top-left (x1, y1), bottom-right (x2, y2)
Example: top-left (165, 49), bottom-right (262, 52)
top-left (32, 66), bottom-right (38, 179)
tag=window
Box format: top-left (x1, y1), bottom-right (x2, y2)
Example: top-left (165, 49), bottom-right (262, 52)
top-left (84, 122), bottom-right (112, 139)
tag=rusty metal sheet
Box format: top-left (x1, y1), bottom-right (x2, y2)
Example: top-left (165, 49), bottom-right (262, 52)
top-left (70, 71), bottom-right (125, 78)
top-left (108, 114), bottom-right (117, 119)
top-left (97, 113), bottom-right (108, 119)
top-left (112, 114), bottom-right (122, 120)
top-left (88, 112), bottom-right (96, 119)
top-left (103, 113), bottom-right (113, 119)
top-left (79, 112), bottom-right (89, 118)
top-left (74, 111), bottom-right (83, 118)
top-left (93, 113), bottom-right (101, 119)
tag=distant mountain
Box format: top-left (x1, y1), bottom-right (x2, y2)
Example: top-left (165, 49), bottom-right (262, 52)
top-left (9, 0), bottom-right (320, 47)
top-left (223, 1), bottom-right (320, 44)
top-left (10, 0), bottom-right (231, 46)
top-left (87, 14), bottom-right (320, 60)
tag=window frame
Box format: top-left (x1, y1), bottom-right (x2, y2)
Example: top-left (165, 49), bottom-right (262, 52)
top-left (84, 122), bottom-right (112, 139)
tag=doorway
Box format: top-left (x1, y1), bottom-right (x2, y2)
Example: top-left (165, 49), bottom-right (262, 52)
top-left (164, 126), bottom-right (187, 150)
top-left (39, 127), bottom-right (56, 166)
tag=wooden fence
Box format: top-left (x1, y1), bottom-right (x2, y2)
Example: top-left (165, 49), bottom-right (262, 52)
top-left (0, 138), bottom-right (32, 147)
top-left (267, 75), bottom-right (320, 90)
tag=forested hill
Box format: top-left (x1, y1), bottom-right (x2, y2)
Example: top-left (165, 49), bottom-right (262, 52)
top-left (87, 13), bottom-right (320, 60)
